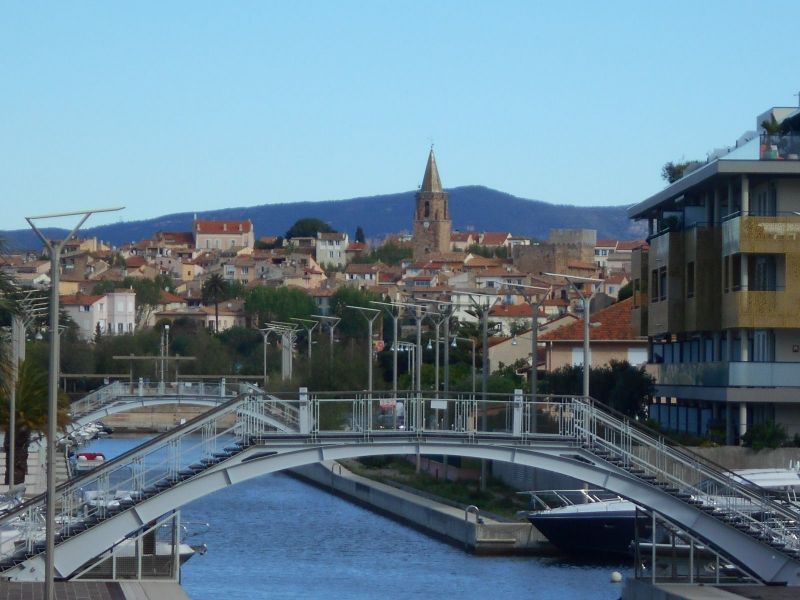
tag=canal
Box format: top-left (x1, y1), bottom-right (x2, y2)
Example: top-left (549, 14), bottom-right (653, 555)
top-left (82, 436), bottom-right (632, 599)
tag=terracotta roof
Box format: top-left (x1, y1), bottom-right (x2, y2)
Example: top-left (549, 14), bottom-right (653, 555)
top-left (595, 239), bottom-right (618, 248)
top-left (126, 256), bottom-right (147, 268)
top-left (474, 267), bottom-right (525, 278)
top-left (450, 232), bottom-right (473, 242)
top-left (480, 232), bottom-right (511, 246)
top-left (345, 262), bottom-right (386, 274)
top-left (194, 219), bottom-right (252, 234)
top-left (347, 242), bottom-right (368, 252)
top-left (160, 291), bottom-right (186, 304)
top-left (566, 261), bottom-right (598, 270)
top-left (490, 303), bottom-right (537, 318)
top-left (605, 272), bottom-right (628, 285)
top-left (543, 298), bottom-right (569, 307)
top-left (60, 293), bottom-right (103, 305)
top-left (617, 240), bottom-right (648, 251)
top-left (464, 255), bottom-right (503, 268)
top-left (539, 298), bottom-right (639, 342)
top-left (159, 231), bottom-right (194, 245)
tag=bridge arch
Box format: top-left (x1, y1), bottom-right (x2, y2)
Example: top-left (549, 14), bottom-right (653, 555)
top-left (20, 437), bottom-right (800, 585)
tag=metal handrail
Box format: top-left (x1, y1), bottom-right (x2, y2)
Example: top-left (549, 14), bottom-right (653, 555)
top-left (2, 391), bottom-right (799, 578)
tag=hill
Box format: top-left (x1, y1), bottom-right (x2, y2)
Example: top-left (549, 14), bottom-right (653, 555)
top-left (1, 186), bottom-right (643, 250)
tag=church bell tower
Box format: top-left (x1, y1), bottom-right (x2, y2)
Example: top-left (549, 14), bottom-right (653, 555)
top-left (412, 148), bottom-right (451, 259)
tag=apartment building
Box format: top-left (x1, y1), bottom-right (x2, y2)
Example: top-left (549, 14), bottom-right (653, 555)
top-left (628, 105), bottom-right (800, 441)
top-left (61, 290), bottom-right (136, 340)
top-left (194, 219), bottom-right (255, 251)
top-left (315, 232), bottom-right (349, 268)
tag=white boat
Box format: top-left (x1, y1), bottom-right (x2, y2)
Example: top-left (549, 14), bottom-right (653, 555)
top-left (523, 466), bottom-right (800, 557)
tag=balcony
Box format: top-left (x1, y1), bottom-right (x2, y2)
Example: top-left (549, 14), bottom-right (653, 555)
top-left (723, 213), bottom-right (800, 255)
top-left (721, 289), bottom-right (799, 329)
top-left (653, 361), bottom-right (800, 388)
top-left (759, 133), bottom-right (800, 160)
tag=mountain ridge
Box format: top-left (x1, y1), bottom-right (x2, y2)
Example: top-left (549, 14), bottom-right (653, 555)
top-left (1, 186), bottom-right (643, 251)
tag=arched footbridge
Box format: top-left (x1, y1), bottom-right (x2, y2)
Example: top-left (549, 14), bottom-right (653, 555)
top-left (67, 380), bottom-right (296, 433)
top-left (3, 388), bottom-right (800, 585)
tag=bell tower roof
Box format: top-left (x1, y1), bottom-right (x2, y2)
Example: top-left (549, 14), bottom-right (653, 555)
top-left (420, 147), bottom-right (443, 193)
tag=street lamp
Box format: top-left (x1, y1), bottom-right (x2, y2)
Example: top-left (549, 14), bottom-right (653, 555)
top-left (451, 336), bottom-right (477, 396)
top-left (346, 305), bottom-right (381, 394)
top-left (544, 272), bottom-right (601, 398)
top-left (489, 280), bottom-right (551, 402)
top-left (26, 206), bottom-right (123, 600)
top-left (312, 314), bottom-right (340, 359)
top-left (391, 300), bottom-right (428, 393)
top-left (370, 301), bottom-right (403, 399)
top-left (290, 317), bottom-right (320, 365)
top-left (459, 290), bottom-right (501, 492)
top-left (264, 322), bottom-right (298, 380)
top-left (3, 288), bottom-right (48, 488)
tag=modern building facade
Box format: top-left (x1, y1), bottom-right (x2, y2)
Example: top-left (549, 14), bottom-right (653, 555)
top-left (412, 149), bottom-right (452, 259)
top-left (628, 105), bottom-right (800, 442)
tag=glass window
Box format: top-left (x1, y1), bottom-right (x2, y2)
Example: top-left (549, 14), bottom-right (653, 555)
top-left (659, 267), bottom-right (667, 301)
top-left (686, 262), bottom-right (695, 298)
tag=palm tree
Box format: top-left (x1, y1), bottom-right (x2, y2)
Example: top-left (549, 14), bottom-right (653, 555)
top-left (202, 273), bottom-right (228, 333)
top-left (0, 359), bottom-right (71, 485)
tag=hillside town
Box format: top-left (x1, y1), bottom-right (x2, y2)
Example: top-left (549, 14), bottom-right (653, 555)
top-left (1, 150), bottom-right (649, 392)
top-left (9, 97), bottom-right (800, 455)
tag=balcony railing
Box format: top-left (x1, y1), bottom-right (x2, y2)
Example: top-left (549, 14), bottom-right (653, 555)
top-left (652, 361), bottom-right (800, 388)
top-left (760, 133), bottom-right (800, 160)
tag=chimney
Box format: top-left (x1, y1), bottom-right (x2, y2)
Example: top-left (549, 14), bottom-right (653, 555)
top-left (223, 223), bottom-right (227, 232)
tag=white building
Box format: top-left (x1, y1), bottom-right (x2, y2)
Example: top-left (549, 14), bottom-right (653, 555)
top-left (61, 290), bottom-right (136, 340)
top-left (315, 232), bottom-right (349, 268)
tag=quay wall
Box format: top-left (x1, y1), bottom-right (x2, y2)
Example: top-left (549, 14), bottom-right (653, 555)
top-left (290, 461), bottom-right (553, 555)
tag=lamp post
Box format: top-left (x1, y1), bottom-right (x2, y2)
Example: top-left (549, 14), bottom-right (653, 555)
top-left (159, 324), bottom-right (170, 384)
top-left (396, 342), bottom-right (416, 390)
top-left (370, 301), bottom-right (402, 398)
top-left (544, 272), bottom-right (601, 398)
top-left (312, 314), bottom-right (340, 363)
top-left (26, 206), bottom-right (123, 600)
top-left (4, 289), bottom-right (48, 487)
top-left (263, 322), bottom-right (298, 380)
top-left (462, 291), bottom-right (500, 491)
top-left (451, 335), bottom-right (477, 396)
top-left (490, 280), bottom-right (550, 402)
top-left (257, 327), bottom-right (274, 389)
top-left (346, 306), bottom-right (381, 394)
top-left (391, 300), bottom-right (428, 393)
top-left (290, 317), bottom-right (319, 365)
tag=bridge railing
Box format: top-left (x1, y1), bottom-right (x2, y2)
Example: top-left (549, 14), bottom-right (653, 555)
top-left (69, 379), bottom-right (242, 420)
top-left (573, 397), bottom-right (800, 553)
top-left (3, 389), bottom-right (799, 574)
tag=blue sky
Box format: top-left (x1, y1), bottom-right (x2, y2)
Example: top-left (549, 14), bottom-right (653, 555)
top-left (2, 1), bottom-right (799, 230)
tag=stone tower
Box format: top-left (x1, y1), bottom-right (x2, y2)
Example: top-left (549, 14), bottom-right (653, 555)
top-left (412, 148), bottom-right (452, 259)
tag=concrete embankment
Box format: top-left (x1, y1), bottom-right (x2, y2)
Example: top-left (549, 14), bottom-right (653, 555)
top-left (290, 461), bottom-right (554, 555)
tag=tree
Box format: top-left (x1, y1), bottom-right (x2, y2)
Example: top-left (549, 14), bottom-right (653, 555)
top-left (617, 281), bottom-right (633, 301)
top-left (202, 274), bottom-right (229, 333)
top-left (742, 422), bottom-right (788, 450)
top-left (244, 287), bottom-right (316, 324)
top-left (0, 360), bottom-right (71, 484)
top-left (543, 360), bottom-right (654, 419)
top-left (354, 226), bottom-right (365, 244)
top-left (330, 287), bottom-right (382, 338)
top-left (285, 218), bottom-right (335, 239)
top-left (661, 161), bottom-right (694, 184)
